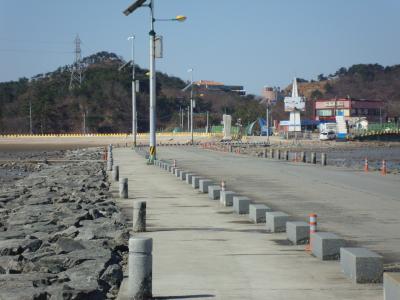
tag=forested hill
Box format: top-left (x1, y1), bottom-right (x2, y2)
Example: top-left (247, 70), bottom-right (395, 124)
top-left (0, 51), bottom-right (261, 134)
top-left (1, 54), bottom-right (399, 134)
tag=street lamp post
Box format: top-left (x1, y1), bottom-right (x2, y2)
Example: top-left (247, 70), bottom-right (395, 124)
top-left (148, 1), bottom-right (157, 161)
top-left (127, 36), bottom-right (137, 147)
top-left (29, 99), bottom-right (33, 135)
top-left (188, 68), bottom-right (194, 145)
top-left (123, 0), bottom-right (186, 163)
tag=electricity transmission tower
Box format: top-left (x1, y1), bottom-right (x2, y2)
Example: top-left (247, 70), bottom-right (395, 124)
top-left (69, 34), bottom-right (83, 90)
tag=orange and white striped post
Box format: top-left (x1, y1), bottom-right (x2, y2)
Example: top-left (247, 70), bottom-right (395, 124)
top-left (221, 180), bottom-right (225, 192)
top-left (364, 157), bottom-right (369, 173)
top-left (381, 160), bottom-right (387, 176)
top-left (103, 146), bottom-right (107, 161)
top-left (306, 213), bottom-right (317, 252)
top-left (173, 160), bottom-right (177, 168)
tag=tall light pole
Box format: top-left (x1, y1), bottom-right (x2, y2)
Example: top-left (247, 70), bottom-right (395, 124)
top-left (206, 111), bottom-right (209, 133)
top-left (148, 1), bottom-right (157, 161)
top-left (187, 106), bottom-right (190, 131)
top-left (29, 99), bottom-right (33, 135)
top-left (188, 68), bottom-right (194, 145)
top-left (123, 0), bottom-right (186, 163)
top-left (266, 103), bottom-right (270, 144)
top-left (128, 36), bottom-right (137, 147)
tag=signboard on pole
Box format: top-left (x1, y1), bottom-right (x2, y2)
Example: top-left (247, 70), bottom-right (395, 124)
top-left (155, 36), bottom-right (163, 58)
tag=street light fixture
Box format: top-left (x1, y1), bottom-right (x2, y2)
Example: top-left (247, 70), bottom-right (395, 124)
top-left (123, 0), bottom-right (147, 16)
top-left (123, 0), bottom-right (186, 163)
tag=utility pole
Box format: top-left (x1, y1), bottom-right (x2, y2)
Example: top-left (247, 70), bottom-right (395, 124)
top-left (181, 108), bottom-right (184, 129)
top-left (29, 99), bottom-right (33, 135)
top-left (188, 68), bottom-right (194, 145)
top-left (179, 106), bottom-right (182, 129)
top-left (128, 36), bottom-right (137, 147)
top-left (82, 111), bottom-right (86, 135)
top-left (266, 104), bottom-right (269, 144)
top-left (148, 0), bottom-right (157, 161)
top-left (206, 111), bottom-right (209, 133)
top-left (187, 106), bottom-right (190, 131)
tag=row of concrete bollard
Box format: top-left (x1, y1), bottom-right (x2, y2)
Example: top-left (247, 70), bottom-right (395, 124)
top-left (106, 145), bottom-right (151, 299)
top-left (153, 157), bottom-right (388, 289)
top-left (262, 149), bottom-right (327, 166)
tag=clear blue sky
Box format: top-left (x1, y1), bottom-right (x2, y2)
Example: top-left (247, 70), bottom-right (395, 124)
top-left (1, 0), bottom-right (399, 95)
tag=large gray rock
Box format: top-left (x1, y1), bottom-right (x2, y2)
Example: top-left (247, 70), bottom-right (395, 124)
top-left (0, 238), bottom-right (42, 256)
top-left (0, 273), bottom-right (55, 300)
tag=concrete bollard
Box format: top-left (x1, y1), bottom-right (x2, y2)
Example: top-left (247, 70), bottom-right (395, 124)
top-left (269, 149), bottom-right (274, 159)
top-left (311, 152), bottom-right (316, 164)
top-left (119, 178), bottom-right (128, 199)
top-left (112, 165), bottom-right (119, 182)
top-left (277, 149), bottom-right (281, 160)
top-left (262, 149), bottom-right (267, 158)
top-left (312, 232), bottom-right (345, 260)
top-left (286, 221), bottom-right (310, 245)
top-left (220, 191), bottom-right (236, 206)
top-left (128, 237), bottom-right (152, 300)
top-left (340, 247), bottom-right (383, 283)
top-left (301, 151), bottom-right (306, 163)
top-left (107, 157), bottom-right (113, 171)
top-left (266, 211), bottom-right (289, 232)
top-left (133, 201), bottom-right (146, 233)
top-left (284, 150), bottom-right (289, 161)
top-left (321, 153), bottom-right (327, 166)
top-left (384, 273), bottom-right (400, 300)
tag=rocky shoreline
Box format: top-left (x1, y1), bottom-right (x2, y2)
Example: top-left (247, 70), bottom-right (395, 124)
top-left (0, 148), bottom-right (128, 299)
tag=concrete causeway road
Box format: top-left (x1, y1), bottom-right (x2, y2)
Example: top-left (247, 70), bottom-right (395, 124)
top-left (113, 148), bottom-right (381, 300)
top-left (157, 146), bottom-right (400, 265)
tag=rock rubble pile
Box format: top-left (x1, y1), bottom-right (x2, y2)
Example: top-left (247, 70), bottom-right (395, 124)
top-left (0, 148), bottom-right (128, 299)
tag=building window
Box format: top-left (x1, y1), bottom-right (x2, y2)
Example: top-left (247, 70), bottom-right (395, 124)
top-left (317, 109), bottom-right (332, 117)
top-left (336, 109), bottom-right (350, 116)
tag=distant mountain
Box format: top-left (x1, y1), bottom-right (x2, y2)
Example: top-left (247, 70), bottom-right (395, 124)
top-left (0, 51), bottom-right (260, 134)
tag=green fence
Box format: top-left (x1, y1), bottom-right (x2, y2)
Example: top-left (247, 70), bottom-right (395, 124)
top-left (368, 123), bottom-right (399, 131)
top-left (210, 125), bottom-right (240, 135)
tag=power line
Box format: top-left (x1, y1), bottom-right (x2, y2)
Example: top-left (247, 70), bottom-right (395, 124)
top-left (0, 48), bottom-right (73, 54)
top-left (0, 37), bottom-right (72, 45)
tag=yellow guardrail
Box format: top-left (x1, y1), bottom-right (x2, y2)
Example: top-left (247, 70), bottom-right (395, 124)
top-left (0, 132), bottom-right (220, 139)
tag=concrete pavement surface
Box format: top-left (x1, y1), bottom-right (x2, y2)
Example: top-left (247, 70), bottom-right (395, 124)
top-left (113, 148), bottom-right (381, 300)
top-left (157, 146), bottom-right (400, 265)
